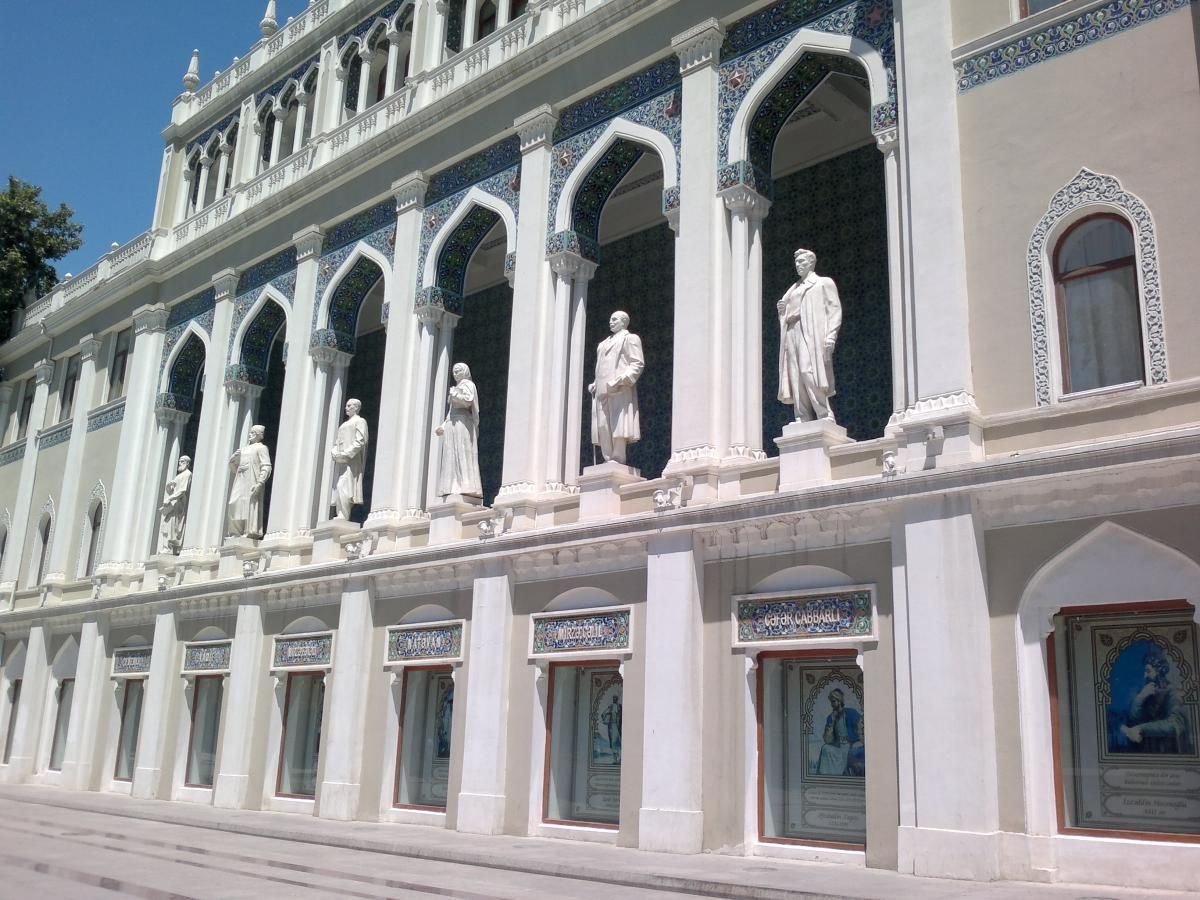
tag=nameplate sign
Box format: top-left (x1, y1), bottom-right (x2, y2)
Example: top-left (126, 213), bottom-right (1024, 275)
top-left (530, 607), bottom-right (632, 658)
top-left (732, 586), bottom-right (875, 648)
top-left (183, 641), bottom-right (232, 674)
top-left (112, 646), bottom-right (153, 677)
top-left (386, 621), bottom-right (464, 666)
top-left (272, 632), bottom-right (334, 670)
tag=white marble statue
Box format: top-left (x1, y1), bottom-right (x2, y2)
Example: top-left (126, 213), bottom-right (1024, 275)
top-left (226, 425), bottom-right (273, 539)
top-left (331, 398), bottom-right (369, 520)
top-left (777, 248), bottom-right (843, 423)
top-left (157, 455), bottom-right (192, 555)
top-left (589, 310), bottom-right (644, 465)
top-left (435, 363), bottom-right (482, 498)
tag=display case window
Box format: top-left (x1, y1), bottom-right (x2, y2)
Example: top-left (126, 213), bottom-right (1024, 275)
top-left (114, 678), bottom-right (146, 781)
top-left (48, 678), bottom-right (74, 771)
top-left (544, 662), bottom-right (622, 827)
top-left (394, 666), bottom-right (454, 809)
top-left (759, 652), bottom-right (866, 847)
top-left (276, 672), bottom-right (324, 798)
top-left (185, 676), bottom-right (224, 788)
top-left (1052, 605), bottom-right (1200, 838)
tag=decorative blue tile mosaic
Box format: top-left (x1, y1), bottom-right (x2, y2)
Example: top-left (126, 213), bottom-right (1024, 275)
top-left (957, 0), bottom-right (1196, 93)
top-left (185, 109), bottom-right (240, 158)
top-left (735, 589), bottom-right (872, 644)
top-left (417, 164), bottom-right (519, 290)
top-left (310, 327), bottom-right (356, 353)
top-left (434, 206), bottom-right (501, 297)
top-left (546, 229), bottom-right (600, 263)
top-left (162, 289), bottom-right (216, 387)
top-left (224, 362), bottom-right (268, 388)
top-left (531, 609), bottom-right (631, 655)
top-left (155, 391), bottom-right (195, 415)
top-left (323, 200), bottom-right (397, 256)
top-left (386, 622), bottom-right (463, 663)
top-left (337, 0), bottom-right (404, 49)
top-left (113, 647), bottom-right (153, 675)
top-left (274, 633), bottom-right (333, 668)
top-left (184, 642), bottom-right (232, 672)
top-left (554, 57), bottom-right (681, 142)
top-left (229, 298), bottom-right (287, 380)
top-left (86, 401), bottom-right (125, 432)
top-left (166, 332), bottom-right (206, 401)
top-left (0, 442), bottom-right (26, 467)
top-left (312, 253), bottom-right (387, 349)
top-left (36, 422), bottom-right (72, 450)
top-left (238, 247), bottom-right (299, 296)
top-left (256, 54), bottom-right (322, 106)
top-left (427, 136), bottom-right (522, 204)
top-left (414, 285), bottom-right (464, 317)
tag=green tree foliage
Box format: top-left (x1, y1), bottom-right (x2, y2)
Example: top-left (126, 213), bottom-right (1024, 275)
top-left (0, 176), bottom-right (84, 341)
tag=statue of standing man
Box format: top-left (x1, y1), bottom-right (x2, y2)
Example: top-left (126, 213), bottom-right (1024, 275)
top-left (158, 455), bottom-right (192, 555)
top-left (589, 310), bottom-right (644, 466)
top-left (331, 398), bottom-right (369, 520)
top-left (226, 425), bottom-right (272, 539)
top-left (777, 249), bottom-right (842, 423)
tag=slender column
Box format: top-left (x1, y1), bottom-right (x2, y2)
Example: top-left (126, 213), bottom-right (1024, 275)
top-left (0, 360), bottom-right (52, 591)
top-left (312, 352), bottom-right (351, 523)
top-left (542, 258), bottom-right (576, 489)
top-left (147, 408), bottom-right (188, 555)
top-left (313, 38), bottom-right (342, 136)
top-left (463, 0), bottom-right (479, 48)
top-left (214, 143), bottom-right (232, 200)
top-left (231, 95), bottom-right (258, 185)
top-left (878, 131), bottom-right (909, 416)
top-left (456, 561), bottom-right (513, 834)
top-left (562, 262), bottom-right (596, 485)
top-left (356, 50), bottom-right (376, 114)
top-left (131, 610), bottom-right (179, 799)
top-left (44, 336), bottom-right (103, 583)
top-left (430, 0), bottom-right (450, 66)
top-left (639, 532), bottom-right (704, 852)
top-left (0, 382), bottom-right (14, 444)
top-left (291, 96), bottom-right (310, 154)
top-left (268, 105), bottom-right (285, 167)
top-left (265, 227), bottom-right (325, 536)
top-left (6, 624), bottom-right (49, 780)
top-left (59, 616), bottom-right (109, 790)
top-left (181, 270), bottom-right (239, 555)
top-left (424, 313), bottom-right (458, 508)
top-left (384, 33), bottom-right (401, 95)
top-left (195, 157), bottom-right (213, 210)
top-left (665, 21), bottom-right (727, 473)
top-left (317, 577), bottom-right (374, 820)
top-left (175, 167), bottom-right (195, 224)
top-left (498, 106), bottom-right (557, 498)
top-left (367, 173), bottom-right (427, 524)
top-left (496, 0), bottom-right (510, 28)
top-left (213, 598), bottom-right (265, 808)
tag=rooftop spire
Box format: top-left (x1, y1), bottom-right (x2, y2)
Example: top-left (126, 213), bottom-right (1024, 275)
top-left (260, 0), bottom-right (279, 37)
top-left (182, 49), bottom-right (200, 92)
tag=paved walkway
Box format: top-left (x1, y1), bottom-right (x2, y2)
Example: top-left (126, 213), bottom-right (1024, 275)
top-left (0, 785), bottom-right (1191, 900)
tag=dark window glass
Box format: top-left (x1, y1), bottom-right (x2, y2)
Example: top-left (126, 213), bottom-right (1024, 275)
top-left (277, 672), bottom-right (324, 797)
top-left (59, 354), bottom-right (81, 422)
top-left (48, 678), bottom-right (75, 771)
top-left (108, 329), bottom-right (133, 400)
top-left (114, 678), bottom-right (145, 781)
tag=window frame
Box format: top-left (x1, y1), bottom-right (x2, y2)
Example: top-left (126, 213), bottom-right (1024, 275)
top-left (58, 354), bottom-right (81, 423)
top-left (107, 328), bottom-right (133, 402)
top-left (393, 663), bottom-right (454, 811)
top-left (113, 677), bottom-right (146, 782)
top-left (183, 674), bottom-right (224, 788)
top-left (3, 678), bottom-right (23, 764)
top-left (15, 378), bottom-right (35, 441)
top-left (274, 669), bottom-right (326, 799)
top-left (47, 676), bottom-right (75, 772)
top-left (1019, 0), bottom-right (1068, 17)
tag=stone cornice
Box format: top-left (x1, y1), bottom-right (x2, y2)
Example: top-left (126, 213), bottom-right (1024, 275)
top-left (672, 18), bottom-right (725, 75)
top-left (212, 267), bottom-right (240, 302)
top-left (132, 304), bottom-right (169, 335)
top-left (515, 104), bottom-right (557, 153)
top-left (391, 172), bottom-right (428, 213)
top-left (292, 225), bottom-right (324, 261)
top-left (78, 334), bottom-right (103, 362)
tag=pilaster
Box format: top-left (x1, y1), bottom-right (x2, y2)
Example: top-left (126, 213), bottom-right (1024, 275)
top-left (213, 597), bottom-right (265, 808)
top-left (132, 609), bottom-right (179, 799)
top-left (58, 615), bottom-right (109, 790)
top-left (3, 623), bottom-right (49, 781)
top-left (0, 360), bottom-right (53, 590)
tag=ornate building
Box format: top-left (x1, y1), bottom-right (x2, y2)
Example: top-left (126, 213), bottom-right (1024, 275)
top-left (0, 0), bottom-right (1197, 890)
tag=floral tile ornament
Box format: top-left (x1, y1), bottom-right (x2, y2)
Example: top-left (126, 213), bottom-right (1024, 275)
top-left (530, 607), bottom-right (632, 657)
top-left (112, 646), bottom-right (153, 676)
top-left (272, 632), bottom-right (334, 669)
top-left (386, 621), bottom-right (465, 665)
top-left (183, 641), bottom-right (232, 673)
top-left (732, 586), bottom-right (875, 647)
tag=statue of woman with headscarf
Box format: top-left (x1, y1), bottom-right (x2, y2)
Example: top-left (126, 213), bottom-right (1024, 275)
top-left (435, 362), bottom-right (482, 499)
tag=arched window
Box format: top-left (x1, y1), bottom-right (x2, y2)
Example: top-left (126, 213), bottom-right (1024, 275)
top-left (477, 1), bottom-right (498, 39)
top-left (1053, 215), bottom-right (1144, 395)
top-left (84, 501), bottom-right (103, 577)
top-left (511, 0), bottom-right (529, 18)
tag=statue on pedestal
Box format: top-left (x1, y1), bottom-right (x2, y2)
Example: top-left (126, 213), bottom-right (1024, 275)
top-left (331, 398), bottom-right (369, 520)
top-left (158, 455), bottom-right (192, 555)
top-left (777, 249), bottom-right (842, 423)
top-left (589, 310), bottom-right (644, 465)
top-left (226, 425), bottom-right (272, 539)
top-left (435, 363), bottom-right (482, 499)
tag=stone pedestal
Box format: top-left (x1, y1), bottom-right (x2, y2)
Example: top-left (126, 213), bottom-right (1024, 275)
top-left (429, 494), bottom-right (483, 545)
top-left (311, 518), bottom-right (361, 563)
top-left (141, 554), bottom-right (180, 592)
top-left (362, 512), bottom-right (430, 552)
top-left (218, 537), bottom-right (260, 579)
top-left (578, 461), bottom-right (643, 521)
top-left (259, 533), bottom-right (313, 571)
top-left (93, 563), bottom-right (143, 597)
top-left (774, 418), bottom-right (851, 491)
top-left (176, 550), bottom-right (219, 585)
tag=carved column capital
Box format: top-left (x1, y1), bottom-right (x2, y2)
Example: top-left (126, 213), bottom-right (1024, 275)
top-left (34, 358), bottom-right (55, 385)
top-left (515, 104), bottom-right (557, 153)
top-left (672, 18), bottom-right (725, 75)
top-left (292, 225), bottom-right (324, 261)
top-left (212, 267), bottom-right (239, 302)
top-left (79, 334), bottom-right (103, 363)
top-left (875, 128), bottom-right (899, 155)
top-left (392, 172), bottom-right (428, 213)
top-left (720, 184), bottom-right (772, 221)
top-left (132, 304), bottom-right (170, 335)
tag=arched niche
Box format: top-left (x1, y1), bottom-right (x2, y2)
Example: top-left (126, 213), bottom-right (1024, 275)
top-left (189, 625), bottom-right (230, 643)
top-left (399, 603), bottom-right (457, 625)
top-left (282, 615), bottom-right (329, 635)
top-left (752, 564), bottom-right (856, 594)
top-left (50, 636), bottom-right (79, 679)
top-left (544, 586), bottom-right (624, 613)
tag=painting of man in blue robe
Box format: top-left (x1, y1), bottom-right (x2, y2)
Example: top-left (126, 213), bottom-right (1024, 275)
top-left (1107, 641), bottom-right (1193, 755)
top-left (814, 687), bottom-right (864, 776)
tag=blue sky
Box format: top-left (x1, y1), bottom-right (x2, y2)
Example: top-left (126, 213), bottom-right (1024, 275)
top-left (0, 0), bottom-right (311, 281)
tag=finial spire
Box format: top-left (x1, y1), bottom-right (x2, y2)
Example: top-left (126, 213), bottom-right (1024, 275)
top-left (183, 49), bottom-right (200, 92)
top-left (260, 0), bottom-right (279, 37)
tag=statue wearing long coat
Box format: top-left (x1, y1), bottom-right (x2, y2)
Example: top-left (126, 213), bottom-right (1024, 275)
top-left (591, 328), bottom-right (644, 460)
top-left (777, 271), bottom-right (842, 421)
top-left (332, 413), bottom-right (369, 518)
top-left (226, 441), bottom-right (272, 538)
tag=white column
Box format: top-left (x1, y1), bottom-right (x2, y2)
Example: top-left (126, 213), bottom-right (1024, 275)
top-left (384, 33), bottom-right (401, 95)
top-left (456, 562), bottom-right (514, 834)
top-left (463, 0), bottom-right (480, 48)
top-left (313, 38), bottom-right (342, 136)
top-left (639, 532), bottom-right (704, 853)
top-left (424, 313), bottom-right (457, 509)
top-left (44, 336), bottom-right (103, 584)
top-left (367, 173), bottom-right (426, 524)
top-left (562, 263), bottom-right (595, 485)
top-left (213, 598), bottom-right (265, 808)
top-left (176, 166), bottom-right (195, 224)
top-left (313, 354), bottom-right (351, 523)
top-left (214, 143), bottom-right (232, 200)
top-left (356, 50), bottom-right (376, 114)
top-left (268, 105), bottom-right (285, 167)
top-left (891, 494), bottom-right (1000, 880)
top-left (498, 106), bottom-right (557, 499)
top-left (265, 226), bottom-right (325, 537)
top-left (496, 0), bottom-right (510, 28)
top-left (317, 577), bottom-right (374, 820)
top-left (195, 157), bottom-right (213, 209)
top-left (5, 624), bottom-right (49, 780)
top-left (542, 258), bottom-right (575, 489)
top-left (131, 610), bottom-right (179, 799)
top-left (878, 131), bottom-right (910, 416)
top-left (59, 616), bottom-right (109, 790)
top-left (291, 96), bottom-right (310, 154)
top-left (429, 0), bottom-right (450, 66)
top-left (665, 20), bottom-right (727, 474)
top-left (0, 360), bottom-right (52, 592)
top-left (98, 307), bottom-right (168, 573)
top-left (231, 95), bottom-right (258, 185)
top-left (398, 309), bottom-right (440, 513)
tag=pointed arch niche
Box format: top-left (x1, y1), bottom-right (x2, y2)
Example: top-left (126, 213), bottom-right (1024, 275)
top-left (311, 246), bottom-right (389, 523)
top-left (416, 189), bottom-right (516, 507)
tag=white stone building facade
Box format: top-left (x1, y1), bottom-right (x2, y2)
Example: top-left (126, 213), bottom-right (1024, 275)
top-left (0, 0), bottom-right (1198, 890)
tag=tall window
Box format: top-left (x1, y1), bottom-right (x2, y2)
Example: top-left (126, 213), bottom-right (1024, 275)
top-left (58, 354), bottom-right (81, 422)
top-left (185, 676), bottom-right (224, 787)
top-left (544, 662), bottom-right (622, 827)
top-left (3, 679), bottom-right (22, 764)
top-left (108, 328), bottom-right (133, 401)
top-left (84, 502), bottom-right (103, 577)
top-left (1021, 0), bottom-right (1067, 15)
top-left (34, 515), bottom-right (51, 586)
top-left (15, 378), bottom-right (35, 441)
top-left (1054, 215), bottom-right (1144, 395)
top-left (48, 678), bottom-right (75, 771)
top-left (394, 666), bottom-right (454, 809)
top-left (277, 672), bottom-right (324, 797)
top-left (477, 1), bottom-right (498, 39)
top-left (1051, 604), bottom-right (1199, 838)
top-left (114, 678), bottom-right (146, 781)
top-left (511, 0), bottom-right (529, 18)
